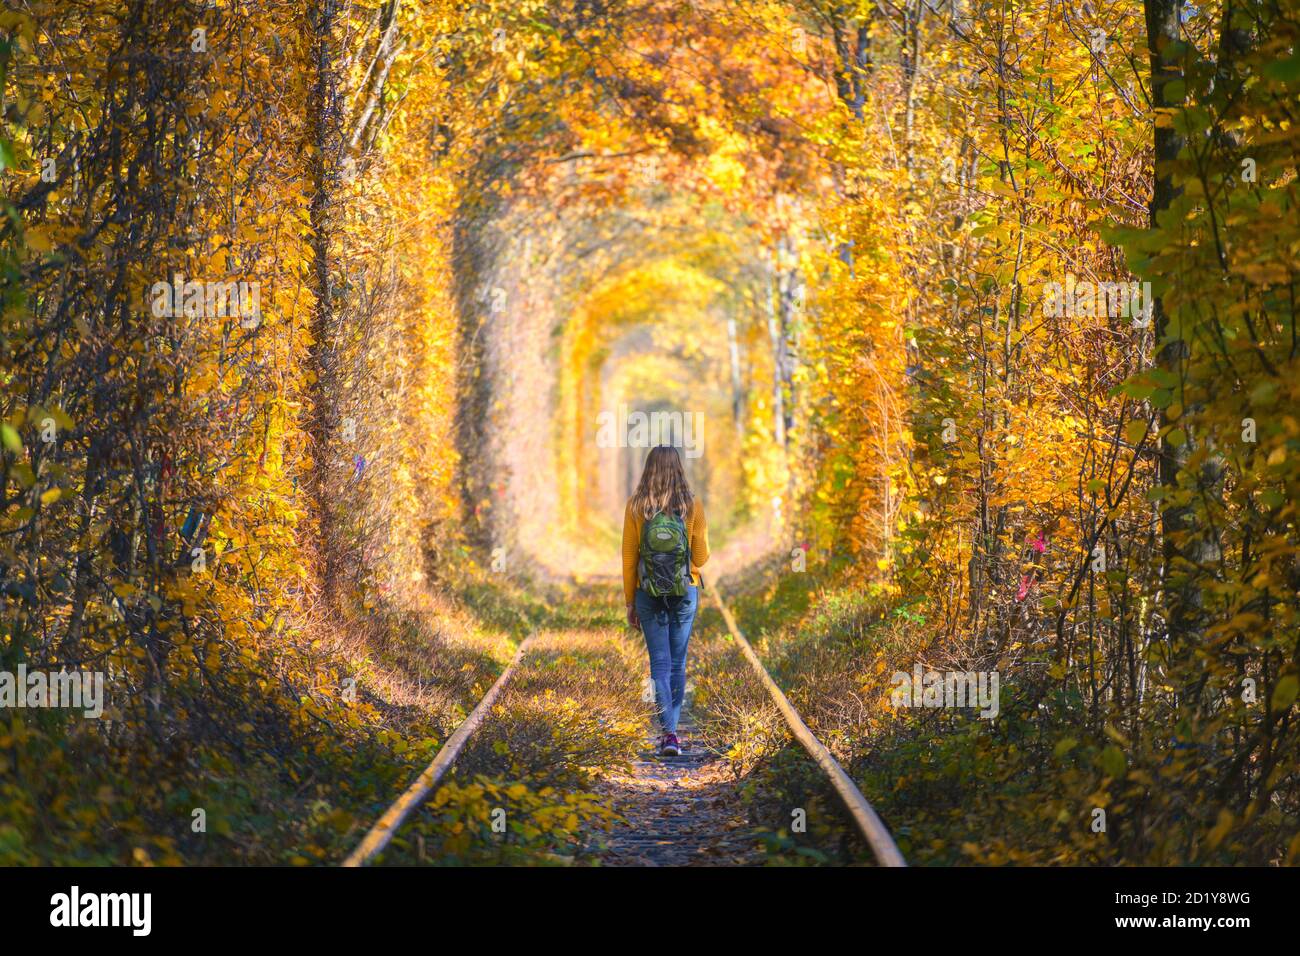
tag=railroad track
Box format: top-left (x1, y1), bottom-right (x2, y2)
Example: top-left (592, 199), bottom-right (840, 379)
top-left (706, 580), bottom-right (906, 867)
top-left (343, 582), bottom-right (906, 867)
top-left (341, 634), bottom-right (535, 867)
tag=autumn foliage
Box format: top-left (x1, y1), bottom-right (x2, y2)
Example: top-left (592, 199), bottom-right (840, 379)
top-left (2, 0), bottom-right (1298, 864)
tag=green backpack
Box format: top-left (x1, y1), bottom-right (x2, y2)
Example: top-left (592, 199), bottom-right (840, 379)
top-left (638, 510), bottom-right (692, 598)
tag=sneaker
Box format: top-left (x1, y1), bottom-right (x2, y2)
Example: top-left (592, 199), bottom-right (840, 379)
top-left (660, 732), bottom-right (681, 757)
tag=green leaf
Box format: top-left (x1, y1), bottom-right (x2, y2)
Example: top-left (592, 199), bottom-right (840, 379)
top-left (1172, 106), bottom-right (1211, 136)
top-left (0, 423), bottom-right (21, 454)
top-left (1099, 745), bottom-right (1127, 779)
top-left (1259, 489), bottom-right (1284, 509)
top-left (1271, 675), bottom-right (1299, 712)
top-left (1250, 381), bottom-right (1279, 405)
top-left (1263, 53), bottom-right (1300, 83)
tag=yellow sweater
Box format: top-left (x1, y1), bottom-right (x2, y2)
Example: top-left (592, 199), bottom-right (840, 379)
top-left (622, 498), bottom-right (709, 605)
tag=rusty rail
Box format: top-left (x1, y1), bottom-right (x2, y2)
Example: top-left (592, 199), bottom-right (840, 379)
top-left (706, 579), bottom-right (907, 867)
top-left (342, 633), bottom-right (535, 867)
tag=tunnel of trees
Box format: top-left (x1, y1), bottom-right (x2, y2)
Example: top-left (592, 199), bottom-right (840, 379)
top-left (1, 0), bottom-right (1298, 865)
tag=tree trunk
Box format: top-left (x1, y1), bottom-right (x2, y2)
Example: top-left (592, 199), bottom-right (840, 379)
top-left (1144, 0), bottom-right (1221, 661)
top-left (306, 0), bottom-right (342, 600)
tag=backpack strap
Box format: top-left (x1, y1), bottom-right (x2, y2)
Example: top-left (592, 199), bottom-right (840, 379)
top-left (666, 507), bottom-right (692, 597)
top-left (682, 501), bottom-right (692, 587)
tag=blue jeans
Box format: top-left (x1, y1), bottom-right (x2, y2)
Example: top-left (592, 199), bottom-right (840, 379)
top-left (635, 585), bottom-right (698, 734)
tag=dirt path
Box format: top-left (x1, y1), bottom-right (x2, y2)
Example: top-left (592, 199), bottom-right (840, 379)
top-left (406, 581), bottom-right (771, 866)
top-left (592, 710), bottom-right (764, 866)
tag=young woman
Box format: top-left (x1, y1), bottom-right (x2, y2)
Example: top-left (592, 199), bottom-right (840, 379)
top-left (622, 445), bottom-right (709, 756)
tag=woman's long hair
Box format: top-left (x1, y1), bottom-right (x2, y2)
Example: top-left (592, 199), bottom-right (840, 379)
top-left (629, 446), bottom-right (694, 520)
